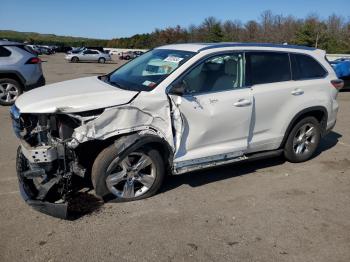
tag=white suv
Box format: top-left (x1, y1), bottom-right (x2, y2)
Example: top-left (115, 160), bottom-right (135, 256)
top-left (11, 43), bottom-right (342, 218)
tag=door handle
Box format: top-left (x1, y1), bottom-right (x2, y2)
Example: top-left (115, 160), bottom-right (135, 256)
top-left (234, 99), bottom-right (251, 107)
top-left (291, 88), bottom-right (304, 96)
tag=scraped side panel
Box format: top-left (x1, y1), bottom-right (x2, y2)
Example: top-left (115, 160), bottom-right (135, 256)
top-left (72, 92), bottom-right (175, 151)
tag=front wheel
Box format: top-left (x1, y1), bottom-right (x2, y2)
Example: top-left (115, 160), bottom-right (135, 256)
top-left (71, 56), bottom-right (79, 63)
top-left (98, 57), bottom-right (106, 64)
top-left (92, 144), bottom-right (165, 202)
top-left (284, 116), bottom-right (321, 163)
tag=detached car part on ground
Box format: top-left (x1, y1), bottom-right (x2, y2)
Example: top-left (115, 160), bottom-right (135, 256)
top-left (11, 43), bottom-right (342, 218)
top-left (0, 41), bottom-right (45, 106)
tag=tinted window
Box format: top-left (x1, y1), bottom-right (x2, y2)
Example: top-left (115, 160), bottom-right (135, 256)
top-left (182, 53), bottom-right (244, 94)
top-left (0, 46), bottom-right (11, 57)
top-left (246, 52), bottom-right (291, 85)
top-left (291, 53), bottom-right (327, 80)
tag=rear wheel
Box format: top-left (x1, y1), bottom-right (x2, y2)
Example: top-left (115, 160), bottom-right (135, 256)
top-left (92, 144), bottom-right (165, 202)
top-left (71, 56), bottom-right (79, 63)
top-left (0, 78), bottom-right (22, 106)
top-left (284, 116), bottom-right (321, 162)
top-left (98, 57), bottom-right (106, 64)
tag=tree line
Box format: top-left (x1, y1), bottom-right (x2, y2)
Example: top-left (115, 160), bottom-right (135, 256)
top-left (107, 11), bottom-right (350, 53)
top-left (1, 11), bottom-right (349, 53)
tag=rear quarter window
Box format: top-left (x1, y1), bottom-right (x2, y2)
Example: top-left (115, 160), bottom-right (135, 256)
top-left (291, 53), bottom-right (327, 80)
top-left (0, 46), bottom-right (11, 57)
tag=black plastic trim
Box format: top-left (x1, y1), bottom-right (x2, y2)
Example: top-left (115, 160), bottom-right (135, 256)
top-left (0, 70), bottom-right (26, 85)
top-left (198, 43), bottom-right (316, 52)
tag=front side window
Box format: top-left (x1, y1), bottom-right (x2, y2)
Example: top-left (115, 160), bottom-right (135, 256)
top-left (107, 49), bottom-right (195, 91)
top-left (291, 53), bottom-right (327, 80)
top-left (245, 52), bottom-right (291, 85)
top-left (182, 53), bottom-right (244, 94)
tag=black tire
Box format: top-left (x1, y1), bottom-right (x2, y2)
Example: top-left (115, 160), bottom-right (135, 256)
top-left (92, 144), bottom-right (165, 202)
top-left (0, 78), bottom-right (23, 106)
top-left (98, 57), bottom-right (106, 64)
top-left (71, 56), bottom-right (79, 63)
top-left (125, 55), bottom-right (130, 60)
top-left (284, 116), bottom-right (321, 163)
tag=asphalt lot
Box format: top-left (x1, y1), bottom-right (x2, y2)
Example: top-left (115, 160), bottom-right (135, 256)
top-left (0, 53), bottom-right (350, 262)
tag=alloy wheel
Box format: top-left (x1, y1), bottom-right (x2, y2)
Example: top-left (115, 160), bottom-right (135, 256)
top-left (0, 83), bottom-right (19, 103)
top-left (292, 123), bottom-right (317, 155)
top-left (105, 152), bottom-right (156, 199)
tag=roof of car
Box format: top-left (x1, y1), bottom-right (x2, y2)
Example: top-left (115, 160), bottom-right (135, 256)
top-left (157, 42), bottom-right (317, 52)
top-left (0, 40), bottom-right (24, 46)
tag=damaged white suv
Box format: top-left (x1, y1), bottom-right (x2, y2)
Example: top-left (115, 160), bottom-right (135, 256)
top-left (11, 43), bottom-right (342, 218)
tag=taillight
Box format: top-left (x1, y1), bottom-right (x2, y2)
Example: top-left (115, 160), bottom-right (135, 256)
top-left (25, 57), bottom-right (41, 64)
top-left (331, 79), bottom-right (344, 90)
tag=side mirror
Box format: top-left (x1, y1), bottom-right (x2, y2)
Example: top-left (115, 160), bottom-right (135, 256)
top-left (169, 80), bottom-right (186, 96)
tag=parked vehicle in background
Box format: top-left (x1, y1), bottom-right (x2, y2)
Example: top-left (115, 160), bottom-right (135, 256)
top-left (65, 49), bottom-right (111, 63)
top-left (119, 51), bottom-right (135, 60)
top-left (26, 45), bottom-right (42, 55)
top-left (68, 46), bottom-right (105, 54)
top-left (11, 43), bottom-right (342, 218)
top-left (133, 50), bottom-right (144, 57)
top-left (54, 46), bottom-right (72, 53)
top-left (0, 40), bottom-right (45, 105)
top-left (86, 46), bottom-right (105, 53)
top-left (330, 59), bottom-right (350, 90)
top-left (39, 46), bottom-right (55, 55)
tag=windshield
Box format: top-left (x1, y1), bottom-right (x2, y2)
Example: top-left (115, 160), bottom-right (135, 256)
top-left (106, 49), bottom-right (195, 91)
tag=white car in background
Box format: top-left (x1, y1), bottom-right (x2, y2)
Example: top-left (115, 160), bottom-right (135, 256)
top-left (65, 49), bottom-right (111, 63)
top-left (11, 43), bottom-right (342, 218)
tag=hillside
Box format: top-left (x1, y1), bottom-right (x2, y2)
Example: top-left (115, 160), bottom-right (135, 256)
top-left (0, 30), bottom-right (108, 46)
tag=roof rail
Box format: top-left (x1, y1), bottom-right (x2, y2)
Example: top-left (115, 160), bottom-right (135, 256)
top-left (198, 42), bottom-right (316, 52)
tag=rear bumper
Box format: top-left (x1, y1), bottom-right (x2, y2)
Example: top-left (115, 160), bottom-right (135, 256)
top-left (26, 75), bottom-right (45, 90)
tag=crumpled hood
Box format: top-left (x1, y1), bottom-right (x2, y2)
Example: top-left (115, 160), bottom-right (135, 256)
top-left (16, 76), bottom-right (139, 113)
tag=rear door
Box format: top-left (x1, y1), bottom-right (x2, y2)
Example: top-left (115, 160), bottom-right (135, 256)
top-left (245, 51), bottom-right (298, 152)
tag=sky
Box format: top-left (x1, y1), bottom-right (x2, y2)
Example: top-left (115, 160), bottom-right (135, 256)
top-left (1, 0), bottom-right (349, 39)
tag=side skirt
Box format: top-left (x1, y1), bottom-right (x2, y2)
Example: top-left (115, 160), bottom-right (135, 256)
top-left (173, 149), bottom-right (283, 175)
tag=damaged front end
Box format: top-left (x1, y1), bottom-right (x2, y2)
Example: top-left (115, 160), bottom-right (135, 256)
top-left (11, 105), bottom-right (91, 219)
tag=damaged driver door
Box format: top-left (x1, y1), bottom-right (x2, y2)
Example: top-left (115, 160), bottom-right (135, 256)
top-left (170, 52), bottom-right (253, 164)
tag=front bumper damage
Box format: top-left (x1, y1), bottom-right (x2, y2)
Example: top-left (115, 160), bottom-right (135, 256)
top-left (18, 178), bottom-right (68, 219)
top-left (16, 146), bottom-right (69, 219)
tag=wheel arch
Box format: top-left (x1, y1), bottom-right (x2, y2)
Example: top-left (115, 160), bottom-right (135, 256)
top-left (112, 133), bottom-right (174, 173)
top-left (75, 132), bottom-right (174, 180)
top-left (280, 106), bottom-right (328, 148)
top-left (0, 71), bottom-right (26, 86)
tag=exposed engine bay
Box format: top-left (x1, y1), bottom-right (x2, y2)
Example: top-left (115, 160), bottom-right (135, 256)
top-left (12, 109), bottom-right (102, 218)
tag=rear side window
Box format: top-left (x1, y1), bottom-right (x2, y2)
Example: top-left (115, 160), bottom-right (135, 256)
top-left (245, 52), bottom-right (291, 85)
top-left (291, 53), bottom-right (327, 80)
top-left (0, 46), bottom-right (11, 57)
